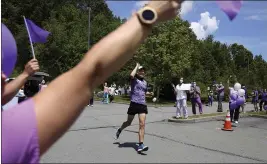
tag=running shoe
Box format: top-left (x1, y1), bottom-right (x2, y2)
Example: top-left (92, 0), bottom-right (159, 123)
top-left (114, 129), bottom-right (121, 140)
top-left (137, 144), bottom-right (149, 152)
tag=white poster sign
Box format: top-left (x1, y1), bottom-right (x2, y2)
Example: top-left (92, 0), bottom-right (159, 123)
top-left (179, 84), bottom-right (191, 91)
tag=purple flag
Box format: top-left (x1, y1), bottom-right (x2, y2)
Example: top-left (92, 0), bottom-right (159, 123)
top-left (217, 1), bottom-right (242, 21)
top-left (25, 18), bottom-right (50, 43)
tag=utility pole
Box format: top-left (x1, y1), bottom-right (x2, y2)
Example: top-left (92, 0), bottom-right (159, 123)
top-left (88, 6), bottom-right (91, 49)
top-left (248, 57), bottom-right (249, 73)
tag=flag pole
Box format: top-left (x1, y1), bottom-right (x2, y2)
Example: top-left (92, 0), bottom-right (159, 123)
top-left (23, 16), bottom-right (36, 59)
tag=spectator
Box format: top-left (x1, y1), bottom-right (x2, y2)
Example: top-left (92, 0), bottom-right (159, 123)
top-left (208, 90), bottom-right (213, 107)
top-left (216, 82), bottom-right (224, 112)
top-left (252, 88), bottom-right (259, 112)
top-left (118, 86), bottom-right (122, 95)
top-left (260, 89), bottom-right (267, 111)
top-left (103, 82), bottom-right (109, 104)
top-left (189, 82), bottom-right (203, 115)
top-left (173, 77), bottom-right (188, 119)
top-left (109, 85), bottom-right (115, 103)
top-left (39, 80), bottom-right (47, 91)
top-left (240, 85), bottom-right (247, 113)
top-left (259, 89), bottom-right (264, 111)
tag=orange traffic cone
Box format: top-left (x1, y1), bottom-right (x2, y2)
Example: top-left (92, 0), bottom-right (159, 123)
top-left (221, 110), bottom-right (233, 131)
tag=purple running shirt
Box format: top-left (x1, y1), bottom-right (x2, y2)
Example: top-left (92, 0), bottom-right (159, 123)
top-left (2, 98), bottom-right (40, 163)
top-left (130, 77), bottom-right (147, 105)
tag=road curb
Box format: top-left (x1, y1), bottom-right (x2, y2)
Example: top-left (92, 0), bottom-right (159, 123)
top-left (247, 114), bottom-right (267, 119)
top-left (168, 114), bottom-right (253, 123)
top-left (168, 115), bottom-right (226, 123)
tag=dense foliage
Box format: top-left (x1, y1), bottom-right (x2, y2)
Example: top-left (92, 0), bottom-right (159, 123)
top-left (2, 0), bottom-right (267, 100)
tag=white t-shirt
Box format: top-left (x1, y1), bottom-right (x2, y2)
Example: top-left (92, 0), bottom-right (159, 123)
top-left (176, 84), bottom-right (187, 100)
top-left (109, 87), bottom-right (115, 95)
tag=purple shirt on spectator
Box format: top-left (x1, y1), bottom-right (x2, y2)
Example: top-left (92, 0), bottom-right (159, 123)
top-left (2, 99), bottom-right (40, 163)
top-left (217, 85), bottom-right (225, 97)
top-left (262, 92), bottom-right (267, 101)
top-left (130, 77), bottom-right (147, 105)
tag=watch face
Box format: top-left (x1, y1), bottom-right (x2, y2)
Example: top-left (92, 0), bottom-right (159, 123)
top-left (142, 9), bottom-right (155, 21)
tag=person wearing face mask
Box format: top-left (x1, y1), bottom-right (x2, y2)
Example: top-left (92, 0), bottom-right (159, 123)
top-left (115, 63), bottom-right (153, 153)
top-left (173, 78), bottom-right (188, 119)
top-left (259, 89), bottom-right (264, 111)
top-left (251, 87), bottom-right (259, 112)
top-left (261, 89), bottom-right (267, 112)
top-left (190, 82), bottom-right (203, 115)
top-left (216, 82), bottom-right (224, 112)
top-left (208, 88), bottom-right (214, 107)
top-left (240, 85), bottom-right (247, 113)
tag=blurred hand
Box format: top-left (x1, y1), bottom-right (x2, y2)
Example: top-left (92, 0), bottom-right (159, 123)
top-left (23, 59), bottom-right (40, 76)
top-left (147, 0), bottom-right (184, 24)
top-left (136, 63), bottom-right (140, 68)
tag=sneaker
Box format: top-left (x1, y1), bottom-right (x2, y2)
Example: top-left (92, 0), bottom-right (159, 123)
top-left (137, 144), bottom-right (149, 152)
top-left (114, 129), bottom-right (121, 140)
top-left (175, 116), bottom-right (181, 119)
top-left (234, 121), bottom-right (238, 124)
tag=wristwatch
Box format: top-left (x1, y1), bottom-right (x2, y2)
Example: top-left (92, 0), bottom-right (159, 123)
top-left (137, 6), bottom-right (158, 26)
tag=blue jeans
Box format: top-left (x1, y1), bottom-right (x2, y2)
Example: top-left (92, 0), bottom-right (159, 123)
top-left (208, 96), bottom-right (213, 106)
top-left (89, 98), bottom-right (94, 105)
top-left (103, 92), bottom-right (109, 104)
top-left (217, 95), bottom-right (223, 112)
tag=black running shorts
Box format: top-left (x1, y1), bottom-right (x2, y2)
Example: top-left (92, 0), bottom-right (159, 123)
top-left (127, 101), bottom-right (148, 115)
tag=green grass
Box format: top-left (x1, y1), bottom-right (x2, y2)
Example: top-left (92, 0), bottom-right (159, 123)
top-left (247, 111), bottom-right (267, 116)
top-left (190, 112), bottom-right (226, 118)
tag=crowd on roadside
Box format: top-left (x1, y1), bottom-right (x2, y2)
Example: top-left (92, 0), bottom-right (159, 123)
top-left (170, 78), bottom-right (267, 122)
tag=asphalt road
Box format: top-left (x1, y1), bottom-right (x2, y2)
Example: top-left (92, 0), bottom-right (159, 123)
top-left (41, 102), bottom-right (267, 163)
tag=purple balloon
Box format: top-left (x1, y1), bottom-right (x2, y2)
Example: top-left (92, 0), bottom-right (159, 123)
top-left (230, 93), bottom-right (238, 101)
top-left (236, 97), bottom-right (245, 106)
top-left (229, 101), bottom-right (238, 110)
top-left (216, 1), bottom-right (242, 21)
top-left (2, 23), bottom-right (17, 77)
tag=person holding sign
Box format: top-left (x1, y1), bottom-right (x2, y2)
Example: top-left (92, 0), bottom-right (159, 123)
top-left (173, 78), bottom-right (188, 119)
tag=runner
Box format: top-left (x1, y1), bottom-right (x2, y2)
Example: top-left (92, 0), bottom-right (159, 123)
top-left (115, 63), bottom-right (152, 153)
